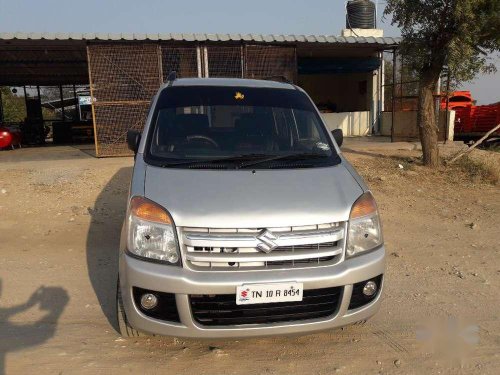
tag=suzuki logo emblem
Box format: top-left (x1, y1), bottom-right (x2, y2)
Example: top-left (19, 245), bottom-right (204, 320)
top-left (256, 229), bottom-right (279, 253)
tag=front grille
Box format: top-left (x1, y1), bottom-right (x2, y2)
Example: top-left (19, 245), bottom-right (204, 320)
top-left (181, 222), bottom-right (345, 271)
top-left (190, 287), bottom-right (342, 326)
top-left (266, 242), bottom-right (337, 266)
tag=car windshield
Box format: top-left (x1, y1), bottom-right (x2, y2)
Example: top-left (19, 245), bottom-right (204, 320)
top-left (145, 85), bottom-right (340, 169)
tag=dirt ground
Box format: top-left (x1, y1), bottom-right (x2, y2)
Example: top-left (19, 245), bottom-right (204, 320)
top-left (0, 140), bottom-right (499, 375)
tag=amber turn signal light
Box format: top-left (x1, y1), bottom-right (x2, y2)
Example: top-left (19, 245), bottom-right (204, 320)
top-left (350, 192), bottom-right (378, 220)
top-left (129, 196), bottom-right (172, 224)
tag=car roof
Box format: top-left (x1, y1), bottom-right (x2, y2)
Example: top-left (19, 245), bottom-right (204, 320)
top-left (164, 77), bottom-right (296, 90)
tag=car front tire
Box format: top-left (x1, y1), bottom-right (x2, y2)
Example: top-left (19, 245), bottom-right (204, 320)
top-left (116, 277), bottom-right (144, 337)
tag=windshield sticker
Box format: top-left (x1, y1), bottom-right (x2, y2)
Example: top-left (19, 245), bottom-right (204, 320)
top-left (315, 142), bottom-right (330, 151)
top-left (234, 91), bottom-right (245, 100)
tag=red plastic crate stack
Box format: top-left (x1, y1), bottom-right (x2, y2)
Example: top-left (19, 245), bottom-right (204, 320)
top-left (443, 91), bottom-right (499, 135)
top-left (469, 104), bottom-right (500, 133)
top-left (453, 104), bottom-right (500, 135)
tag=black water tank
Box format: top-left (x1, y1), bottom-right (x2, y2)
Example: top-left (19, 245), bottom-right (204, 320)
top-left (346, 0), bottom-right (376, 29)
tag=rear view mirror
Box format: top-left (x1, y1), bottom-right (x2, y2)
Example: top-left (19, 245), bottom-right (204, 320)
top-left (331, 129), bottom-right (343, 147)
top-left (127, 130), bottom-right (141, 154)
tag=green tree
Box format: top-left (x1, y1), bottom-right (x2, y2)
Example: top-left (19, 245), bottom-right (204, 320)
top-left (385, 0), bottom-right (500, 167)
top-left (1, 87), bottom-right (26, 123)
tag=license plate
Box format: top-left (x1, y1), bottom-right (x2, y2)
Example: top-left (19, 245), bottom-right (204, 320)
top-left (236, 282), bottom-right (303, 305)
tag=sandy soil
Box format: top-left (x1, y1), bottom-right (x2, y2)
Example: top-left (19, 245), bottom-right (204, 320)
top-left (0, 142), bottom-right (499, 375)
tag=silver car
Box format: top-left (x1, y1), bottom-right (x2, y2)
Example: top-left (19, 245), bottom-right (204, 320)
top-left (117, 77), bottom-right (385, 338)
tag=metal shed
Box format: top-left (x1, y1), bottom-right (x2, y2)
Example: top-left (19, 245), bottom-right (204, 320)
top-left (0, 32), bottom-right (400, 156)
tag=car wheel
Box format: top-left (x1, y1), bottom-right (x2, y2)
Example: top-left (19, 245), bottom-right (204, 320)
top-left (116, 277), bottom-right (143, 337)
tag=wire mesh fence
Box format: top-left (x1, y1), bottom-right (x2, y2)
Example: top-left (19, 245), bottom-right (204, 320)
top-left (161, 45), bottom-right (199, 80)
top-left (245, 45), bottom-right (296, 83)
top-left (87, 43), bottom-right (162, 156)
top-left (92, 103), bottom-right (150, 156)
top-left (87, 42), bottom-right (298, 156)
top-left (207, 46), bottom-right (243, 78)
top-left (88, 44), bottom-right (161, 102)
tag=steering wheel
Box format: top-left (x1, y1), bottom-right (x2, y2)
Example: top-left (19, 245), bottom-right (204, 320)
top-left (185, 135), bottom-right (220, 149)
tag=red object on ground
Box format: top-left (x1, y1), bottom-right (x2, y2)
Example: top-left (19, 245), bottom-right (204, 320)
top-left (0, 126), bottom-right (22, 149)
top-left (442, 91), bottom-right (500, 136)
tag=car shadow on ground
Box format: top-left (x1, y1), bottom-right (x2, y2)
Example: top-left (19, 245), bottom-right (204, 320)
top-left (86, 167), bottom-right (132, 333)
top-left (0, 280), bottom-right (69, 375)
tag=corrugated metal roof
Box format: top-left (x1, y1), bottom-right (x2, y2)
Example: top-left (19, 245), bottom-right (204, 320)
top-left (0, 32), bottom-right (400, 45)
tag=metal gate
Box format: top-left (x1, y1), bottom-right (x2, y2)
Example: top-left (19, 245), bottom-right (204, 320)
top-left (87, 42), bottom-right (297, 157)
top-left (87, 43), bottom-right (162, 156)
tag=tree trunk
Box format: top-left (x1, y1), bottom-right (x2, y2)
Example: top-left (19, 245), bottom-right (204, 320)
top-left (417, 72), bottom-right (440, 167)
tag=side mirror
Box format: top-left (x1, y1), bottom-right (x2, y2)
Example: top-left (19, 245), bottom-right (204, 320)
top-left (331, 128), bottom-right (343, 147)
top-left (127, 130), bottom-right (141, 154)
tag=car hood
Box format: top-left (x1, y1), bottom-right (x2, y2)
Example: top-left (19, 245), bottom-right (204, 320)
top-left (144, 164), bottom-right (363, 228)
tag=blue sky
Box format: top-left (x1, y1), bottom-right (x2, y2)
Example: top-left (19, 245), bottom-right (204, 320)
top-left (0, 0), bottom-right (497, 104)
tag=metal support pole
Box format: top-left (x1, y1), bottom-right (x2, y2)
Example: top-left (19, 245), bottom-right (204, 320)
top-left (376, 51), bottom-right (384, 134)
top-left (435, 75), bottom-right (442, 142)
top-left (293, 46), bottom-right (298, 84)
top-left (196, 46), bottom-right (202, 78)
top-left (240, 44), bottom-right (245, 79)
top-left (157, 44), bottom-right (163, 83)
top-left (37, 86), bottom-right (42, 124)
top-left (23, 86), bottom-right (28, 118)
top-left (242, 44), bottom-right (247, 79)
top-left (86, 45), bottom-right (100, 156)
top-left (59, 85), bottom-right (65, 121)
top-left (0, 88), bottom-right (3, 122)
top-left (203, 46), bottom-right (209, 78)
top-left (400, 56), bottom-right (404, 111)
top-left (73, 84), bottom-right (78, 121)
top-left (391, 49), bottom-right (397, 142)
top-left (444, 71), bottom-right (451, 143)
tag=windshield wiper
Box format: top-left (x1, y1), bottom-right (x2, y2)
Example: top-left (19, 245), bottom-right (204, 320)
top-left (238, 152), bottom-right (331, 168)
top-left (160, 153), bottom-right (271, 167)
top-left (159, 153), bottom-right (334, 168)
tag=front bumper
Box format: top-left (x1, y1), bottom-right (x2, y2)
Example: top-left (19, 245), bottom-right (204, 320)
top-left (118, 246), bottom-right (385, 338)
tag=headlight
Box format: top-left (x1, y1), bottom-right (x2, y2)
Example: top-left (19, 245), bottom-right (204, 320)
top-left (346, 192), bottom-right (383, 257)
top-left (127, 196), bottom-right (180, 265)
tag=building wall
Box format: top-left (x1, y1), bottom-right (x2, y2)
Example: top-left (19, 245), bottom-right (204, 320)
top-left (380, 111), bottom-right (455, 141)
top-left (321, 112), bottom-right (370, 136)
